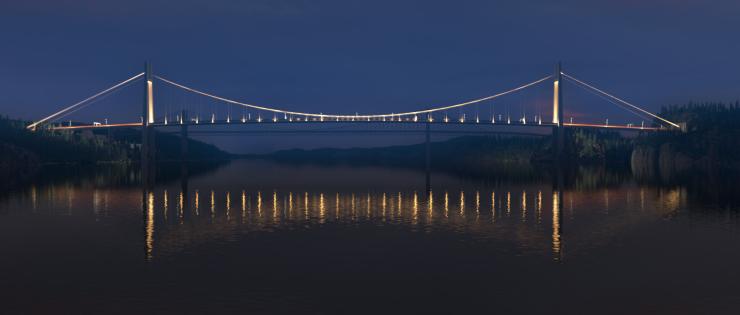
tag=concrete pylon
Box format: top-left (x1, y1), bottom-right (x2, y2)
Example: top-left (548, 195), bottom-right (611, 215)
top-left (142, 62), bottom-right (156, 186)
top-left (552, 62), bottom-right (565, 161)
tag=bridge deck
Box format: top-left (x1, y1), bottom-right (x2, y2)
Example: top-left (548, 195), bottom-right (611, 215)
top-left (45, 120), bottom-right (665, 132)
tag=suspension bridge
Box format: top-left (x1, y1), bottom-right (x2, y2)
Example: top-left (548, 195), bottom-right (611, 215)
top-left (26, 62), bottom-right (682, 182)
top-left (27, 63), bottom-right (681, 132)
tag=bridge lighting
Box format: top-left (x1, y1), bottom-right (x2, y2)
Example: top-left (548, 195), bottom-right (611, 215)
top-left (104, 118), bottom-right (108, 125)
top-left (522, 116), bottom-right (526, 125)
top-left (257, 115), bottom-right (262, 123)
top-left (414, 115), bottom-right (418, 122)
top-left (606, 118), bottom-right (609, 126)
top-left (241, 116), bottom-right (246, 123)
top-left (444, 115), bottom-right (449, 123)
top-left (226, 116), bottom-right (231, 123)
top-left (507, 116), bottom-right (511, 124)
top-left (641, 121), bottom-right (644, 129)
top-left (459, 114), bottom-right (465, 123)
top-left (211, 114), bottom-right (215, 124)
top-left (273, 115), bottom-right (278, 122)
top-left (164, 116), bottom-right (168, 125)
top-left (476, 115), bottom-right (480, 124)
top-left (570, 117), bottom-right (573, 124)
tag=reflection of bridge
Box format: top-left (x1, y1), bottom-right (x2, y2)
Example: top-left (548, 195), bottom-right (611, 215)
top-left (142, 188), bottom-right (569, 262)
top-left (27, 63), bottom-right (682, 183)
top-left (17, 161), bottom-right (686, 263)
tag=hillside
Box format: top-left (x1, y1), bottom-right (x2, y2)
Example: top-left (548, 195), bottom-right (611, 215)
top-left (0, 117), bottom-right (230, 186)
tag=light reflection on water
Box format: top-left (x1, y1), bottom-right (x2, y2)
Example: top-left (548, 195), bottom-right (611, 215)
top-left (3, 178), bottom-right (691, 263)
top-left (1, 160), bottom-right (739, 313)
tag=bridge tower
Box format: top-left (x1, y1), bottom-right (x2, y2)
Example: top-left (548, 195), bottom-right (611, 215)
top-left (142, 62), bottom-right (156, 185)
top-left (552, 62), bottom-right (565, 161)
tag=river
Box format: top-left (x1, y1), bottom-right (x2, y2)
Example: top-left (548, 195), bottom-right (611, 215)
top-left (1, 160), bottom-right (738, 314)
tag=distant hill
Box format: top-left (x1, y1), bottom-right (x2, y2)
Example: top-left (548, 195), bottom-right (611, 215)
top-left (247, 135), bottom-right (546, 180)
top-left (256, 130), bottom-right (633, 167)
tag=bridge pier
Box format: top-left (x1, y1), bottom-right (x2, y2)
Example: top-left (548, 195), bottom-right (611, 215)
top-left (179, 110), bottom-right (189, 196)
top-left (180, 110), bottom-right (189, 162)
top-left (425, 122), bottom-right (431, 193)
top-left (142, 127), bottom-right (156, 186)
top-left (141, 62), bottom-right (156, 186)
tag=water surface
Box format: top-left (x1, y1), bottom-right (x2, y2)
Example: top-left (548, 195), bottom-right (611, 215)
top-left (1, 160), bottom-right (739, 314)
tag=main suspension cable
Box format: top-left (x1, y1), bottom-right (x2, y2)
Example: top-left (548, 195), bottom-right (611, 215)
top-left (563, 76), bottom-right (655, 124)
top-left (561, 73), bottom-right (679, 128)
top-left (27, 72), bottom-right (145, 129)
top-left (154, 75), bottom-right (552, 119)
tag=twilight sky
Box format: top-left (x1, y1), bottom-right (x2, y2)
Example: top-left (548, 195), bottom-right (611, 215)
top-left (1, 0), bottom-right (738, 152)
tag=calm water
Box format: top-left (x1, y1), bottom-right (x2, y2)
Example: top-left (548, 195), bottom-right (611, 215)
top-left (1, 160), bottom-right (739, 314)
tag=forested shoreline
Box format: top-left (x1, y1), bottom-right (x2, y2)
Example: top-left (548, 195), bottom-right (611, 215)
top-left (632, 102), bottom-right (740, 179)
top-left (0, 117), bottom-right (229, 186)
